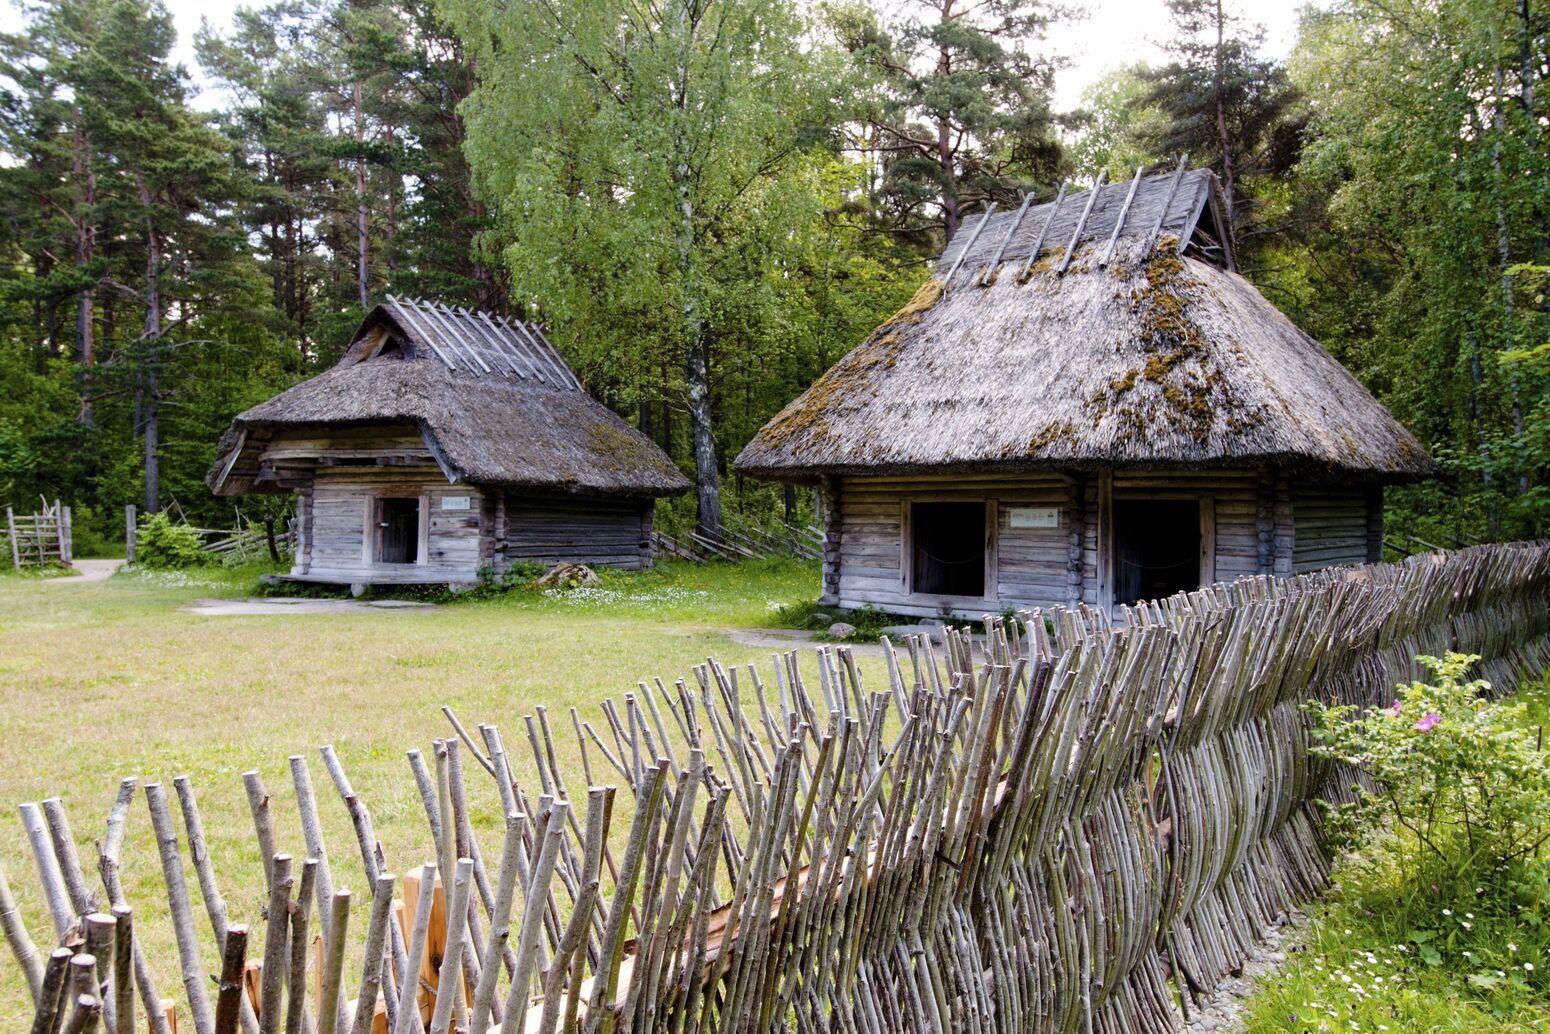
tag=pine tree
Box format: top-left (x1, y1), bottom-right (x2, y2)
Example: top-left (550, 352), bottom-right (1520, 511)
top-left (837, 0), bottom-right (1065, 243)
top-left (1136, 0), bottom-right (1302, 236)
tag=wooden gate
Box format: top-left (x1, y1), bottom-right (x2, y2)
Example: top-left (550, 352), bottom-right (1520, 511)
top-left (4, 498), bottom-right (71, 570)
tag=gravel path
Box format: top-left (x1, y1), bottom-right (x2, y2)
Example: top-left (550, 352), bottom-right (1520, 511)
top-left (42, 558), bottom-right (124, 583)
top-left (1182, 911), bottom-right (1305, 1031)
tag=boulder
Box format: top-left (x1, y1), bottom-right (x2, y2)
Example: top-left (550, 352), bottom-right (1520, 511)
top-left (827, 621), bottom-right (859, 640)
top-left (805, 611), bottom-right (834, 630)
top-left (535, 563), bottom-right (602, 589)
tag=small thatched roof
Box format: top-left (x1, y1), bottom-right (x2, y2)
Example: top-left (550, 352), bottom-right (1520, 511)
top-left (736, 165), bottom-right (1433, 482)
top-left (209, 296), bottom-right (689, 497)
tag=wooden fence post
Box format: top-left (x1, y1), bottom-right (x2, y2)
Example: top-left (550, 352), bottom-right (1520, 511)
top-left (54, 501), bottom-right (69, 565)
top-left (61, 506), bottom-right (71, 565)
top-left (6, 507), bottom-right (17, 571)
top-left (125, 505), bottom-right (137, 563)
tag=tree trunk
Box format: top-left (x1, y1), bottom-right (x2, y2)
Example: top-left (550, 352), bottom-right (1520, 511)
top-left (1213, 0), bottom-right (1236, 230)
top-left (139, 175), bottom-right (162, 515)
top-left (935, 5), bottom-right (960, 242)
top-left (354, 82), bottom-right (370, 309)
top-left (73, 128), bottom-right (97, 426)
top-left (673, 0), bottom-right (722, 538)
top-left (1492, 54), bottom-right (1529, 496)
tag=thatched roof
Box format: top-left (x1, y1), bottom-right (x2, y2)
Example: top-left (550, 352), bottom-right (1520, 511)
top-left (209, 297), bottom-right (689, 497)
top-left (736, 165), bottom-right (1433, 482)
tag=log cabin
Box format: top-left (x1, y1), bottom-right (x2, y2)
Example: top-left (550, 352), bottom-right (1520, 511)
top-left (208, 296), bottom-right (689, 589)
top-left (735, 163), bottom-right (1436, 619)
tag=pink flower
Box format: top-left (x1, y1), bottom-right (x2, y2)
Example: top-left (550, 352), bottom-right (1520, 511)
top-left (1415, 712), bottom-right (1440, 733)
top-left (1388, 699), bottom-right (1402, 716)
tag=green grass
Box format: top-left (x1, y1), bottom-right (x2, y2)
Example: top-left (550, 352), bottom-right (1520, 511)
top-left (1241, 676), bottom-right (1550, 1032)
top-left (0, 556), bottom-right (838, 1024)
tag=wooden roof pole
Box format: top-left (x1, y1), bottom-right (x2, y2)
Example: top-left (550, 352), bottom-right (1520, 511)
top-left (979, 191), bottom-right (1035, 286)
top-left (428, 301), bottom-right (500, 375)
top-left (940, 204), bottom-right (997, 288)
top-left (386, 294), bottom-right (461, 372)
top-left (497, 315), bottom-right (556, 386)
top-left (1142, 154), bottom-right (1191, 252)
top-left (1055, 170), bottom-right (1107, 276)
top-left (525, 323), bottom-right (585, 391)
top-left (460, 306), bottom-right (529, 380)
top-left (417, 299), bottom-right (493, 375)
top-left (1097, 166), bottom-right (1145, 268)
top-left (1017, 181), bottom-right (1068, 281)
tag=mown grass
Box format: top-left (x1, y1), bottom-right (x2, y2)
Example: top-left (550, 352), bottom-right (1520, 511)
top-left (1241, 675), bottom-right (1550, 1032)
top-left (0, 557), bottom-right (846, 1025)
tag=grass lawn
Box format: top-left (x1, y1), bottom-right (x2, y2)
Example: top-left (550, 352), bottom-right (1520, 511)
top-left (0, 557), bottom-right (849, 1025)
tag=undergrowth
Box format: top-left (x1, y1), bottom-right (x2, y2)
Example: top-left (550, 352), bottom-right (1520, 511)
top-left (1242, 666), bottom-right (1550, 1032)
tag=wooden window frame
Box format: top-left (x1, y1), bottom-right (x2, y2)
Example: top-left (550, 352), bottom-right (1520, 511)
top-left (363, 492), bottom-right (430, 566)
top-left (899, 495), bottom-right (999, 608)
top-left (1102, 488), bottom-right (1216, 609)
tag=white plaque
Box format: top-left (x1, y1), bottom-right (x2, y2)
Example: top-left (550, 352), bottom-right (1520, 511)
top-left (1008, 506), bottom-right (1060, 529)
top-left (441, 496), bottom-right (472, 511)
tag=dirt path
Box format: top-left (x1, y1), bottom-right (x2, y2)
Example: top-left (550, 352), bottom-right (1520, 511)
top-left (42, 558), bottom-right (124, 583)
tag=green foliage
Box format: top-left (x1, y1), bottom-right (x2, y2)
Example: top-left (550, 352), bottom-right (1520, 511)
top-left (133, 512), bottom-right (211, 569)
top-left (1244, 667), bottom-right (1550, 1031)
top-left (1309, 653), bottom-right (1550, 887)
top-left (832, 0), bottom-right (1066, 244)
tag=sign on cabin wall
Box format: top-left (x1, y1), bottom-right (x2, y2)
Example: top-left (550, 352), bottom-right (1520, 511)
top-left (440, 496), bottom-right (472, 511)
top-left (1007, 506), bottom-right (1061, 529)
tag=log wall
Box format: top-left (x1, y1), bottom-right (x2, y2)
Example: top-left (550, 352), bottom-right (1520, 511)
top-left (306, 466), bottom-right (484, 581)
top-left (832, 468), bottom-right (1277, 617)
top-left (499, 493), bottom-right (654, 572)
top-left (1291, 481), bottom-right (1375, 572)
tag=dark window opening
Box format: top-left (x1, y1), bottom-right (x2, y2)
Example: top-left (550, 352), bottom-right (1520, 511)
top-left (911, 502), bottom-right (986, 597)
top-left (1114, 499), bottom-right (1200, 606)
top-left (376, 497), bottom-right (420, 564)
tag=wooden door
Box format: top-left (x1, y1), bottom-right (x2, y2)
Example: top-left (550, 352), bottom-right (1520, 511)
top-left (378, 498), bottom-right (420, 564)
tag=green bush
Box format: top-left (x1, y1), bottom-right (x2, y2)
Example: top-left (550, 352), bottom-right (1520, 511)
top-left (1308, 652), bottom-right (1550, 890)
top-left (134, 512), bottom-right (211, 570)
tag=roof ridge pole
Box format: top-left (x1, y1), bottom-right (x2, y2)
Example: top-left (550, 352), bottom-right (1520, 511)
top-left (1143, 154), bottom-right (1191, 252)
top-left (939, 203), bottom-right (997, 289)
top-left (1097, 166), bottom-right (1146, 268)
top-left (526, 324), bottom-right (584, 391)
top-left (426, 300), bottom-right (496, 375)
top-left (1017, 181), bottom-right (1068, 281)
top-left (387, 295), bottom-right (462, 372)
top-left (1055, 169), bottom-right (1107, 276)
top-left (459, 306), bottom-right (525, 379)
top-left (979, 191), bottom-right (1035, 286)
top-left (416, 299), bottom-right (488, 376)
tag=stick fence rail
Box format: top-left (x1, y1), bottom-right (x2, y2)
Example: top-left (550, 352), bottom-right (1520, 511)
top-left (5, 542), bottom-right (1550, 1034)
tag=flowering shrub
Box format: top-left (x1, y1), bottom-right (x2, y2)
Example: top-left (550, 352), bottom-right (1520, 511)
top-left (1309, 651), bottom-right (1550, 888)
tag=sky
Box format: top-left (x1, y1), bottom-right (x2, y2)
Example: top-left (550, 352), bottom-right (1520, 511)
top-left (0, 0), bottom-right (1307, 112)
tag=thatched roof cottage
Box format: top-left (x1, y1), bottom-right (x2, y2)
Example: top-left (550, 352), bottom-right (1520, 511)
top-left (736, 163), bottom-right (1434, 618)
top-left (209, 296), bottom-right (688, 589)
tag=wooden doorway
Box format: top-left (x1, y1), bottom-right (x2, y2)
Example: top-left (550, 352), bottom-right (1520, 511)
top-left (376, 497), bottom-right (421, 564)
top-left (1113, 499), bottom-right (1202, 606)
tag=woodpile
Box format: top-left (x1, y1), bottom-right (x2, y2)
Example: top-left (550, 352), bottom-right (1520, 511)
top-left (5, 542), bottom-right (1550, 1033)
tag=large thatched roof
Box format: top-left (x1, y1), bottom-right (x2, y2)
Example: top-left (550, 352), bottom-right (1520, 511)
top-left (736, 165), bottom-right (1433, 482)
top-left (209, 296), bottom-right (689, 497)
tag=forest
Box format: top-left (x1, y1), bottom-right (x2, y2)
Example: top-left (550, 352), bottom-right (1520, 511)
top-left (0, 0), bottom-right (1544, 548)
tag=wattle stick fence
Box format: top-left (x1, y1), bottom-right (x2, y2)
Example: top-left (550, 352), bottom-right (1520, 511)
top-left (5, 542), bottom-right (1550, 1034)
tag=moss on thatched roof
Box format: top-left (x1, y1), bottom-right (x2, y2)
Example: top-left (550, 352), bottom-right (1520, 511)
top-left (208, 299), bottom-right (689, 497)
top-left (735, 217), bottom-right (1434, 481)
